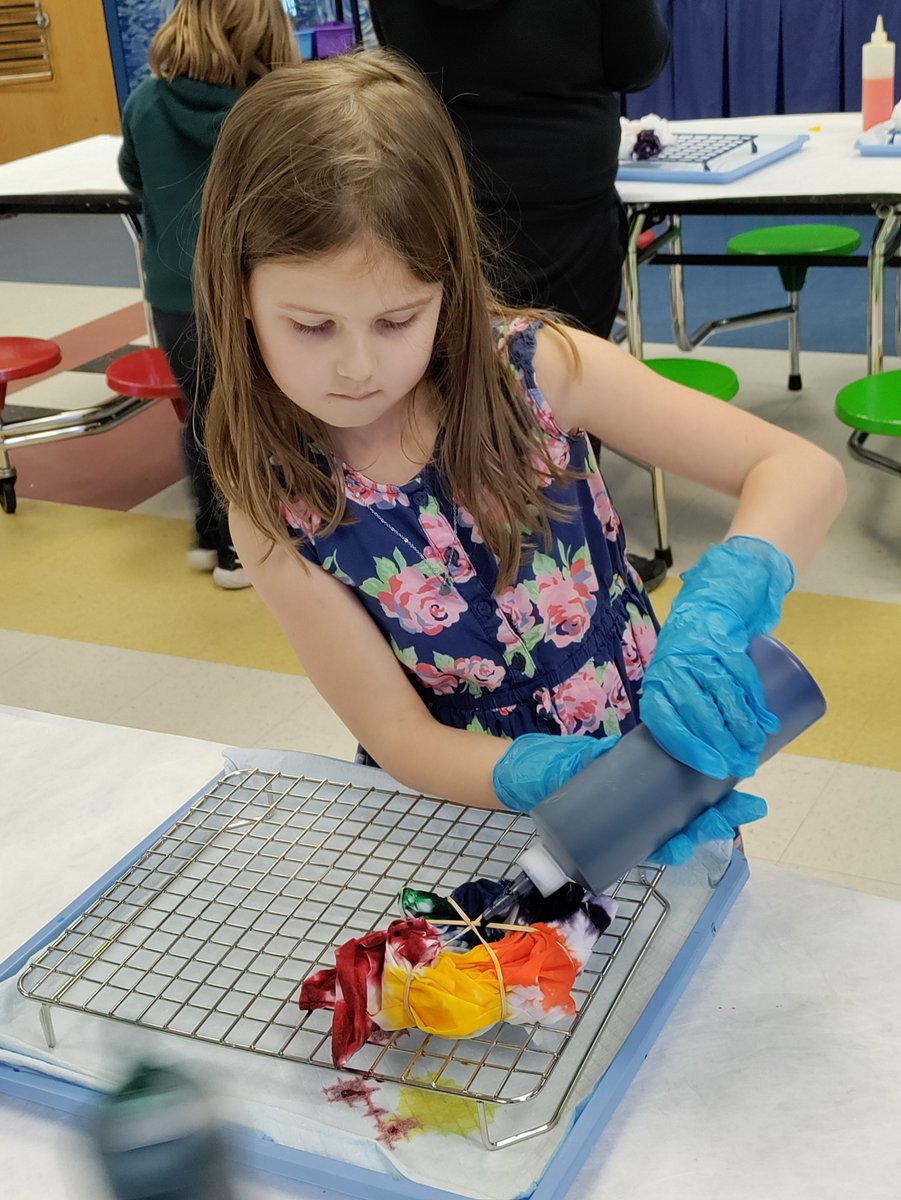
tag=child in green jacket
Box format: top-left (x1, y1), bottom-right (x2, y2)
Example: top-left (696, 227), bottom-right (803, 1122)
top-left (118, 0), bottom-right (301, 587)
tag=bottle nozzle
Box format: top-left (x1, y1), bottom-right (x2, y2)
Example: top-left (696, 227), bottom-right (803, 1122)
top-left (517, 844), bottom-right (571, 897)
top-left (872, 15), bottom-right (889, 44)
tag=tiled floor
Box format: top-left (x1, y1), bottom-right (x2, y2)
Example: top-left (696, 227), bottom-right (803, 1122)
top-left (2, 274), bottom-right (900, 903)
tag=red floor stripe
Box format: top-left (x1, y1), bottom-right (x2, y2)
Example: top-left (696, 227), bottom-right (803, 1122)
top-left (10, 396), bottom-right (185, 511)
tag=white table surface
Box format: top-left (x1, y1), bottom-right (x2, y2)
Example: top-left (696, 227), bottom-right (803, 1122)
top-left (1, 114), bottom-right (895, 208)
top-left (0, 135), bottom-right (127, 201)
top-left (617, 112), bottom-right (900, 206)
top-left (1, 705), bottom-right (900, 1200)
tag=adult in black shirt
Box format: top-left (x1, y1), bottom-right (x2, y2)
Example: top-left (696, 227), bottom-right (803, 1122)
top-left (369, 0), bottom-right (671, 339)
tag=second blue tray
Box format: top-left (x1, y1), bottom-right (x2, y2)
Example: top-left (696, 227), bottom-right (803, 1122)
top-left (618, 133), bottom-right (809, 185)
top-left (856, 134), bottom-right (901, 156)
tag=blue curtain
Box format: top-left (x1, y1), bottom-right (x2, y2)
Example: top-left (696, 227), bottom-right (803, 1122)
top-left (781, 0), bottom-right (843, 113)
top-left (103, 1), bottom-right (375, 108)
top-left (671, 0), bottom-right (728, 119)
top-left (625, 0), bottom-right (901, 120)
top-left (725, 0), bottom-right (782, 116)
top-left (102, 0), bottom-right (174, 103)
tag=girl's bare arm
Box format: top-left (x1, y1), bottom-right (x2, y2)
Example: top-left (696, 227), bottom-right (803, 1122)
top-left (536, 326), bottom-right (847, 568)
top-left (230, 506), bottom-right (510, 808)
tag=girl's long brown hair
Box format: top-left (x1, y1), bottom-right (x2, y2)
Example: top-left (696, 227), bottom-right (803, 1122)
top-left (196, 51), bottom-right (578, 590)
top-left (150, 0), bottom-right (301, 89)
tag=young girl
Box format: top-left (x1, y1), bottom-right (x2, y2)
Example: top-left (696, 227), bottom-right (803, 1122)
top-left (195, 52), bottom-right (846, 849)
top-left (118, 0), bottom-right (301, 588)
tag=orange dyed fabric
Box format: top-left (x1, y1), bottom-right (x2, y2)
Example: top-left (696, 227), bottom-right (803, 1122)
top-left (456, 923), bottom-right (580, 1014)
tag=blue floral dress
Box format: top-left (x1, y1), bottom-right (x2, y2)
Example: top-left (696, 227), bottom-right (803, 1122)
top-left (282, 319), bottom-right (659, 746)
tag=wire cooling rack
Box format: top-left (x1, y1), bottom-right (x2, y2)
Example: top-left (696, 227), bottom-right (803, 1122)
top-left (627, 132), bottom-right (758, 170)
top-left (18, 768), bottom-right (668, 1149)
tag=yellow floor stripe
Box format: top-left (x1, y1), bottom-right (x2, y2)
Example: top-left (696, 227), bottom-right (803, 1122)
top-left (4, 500), bottom-right (900, 771)
top-left (1, 499), bottom-right (302, 675)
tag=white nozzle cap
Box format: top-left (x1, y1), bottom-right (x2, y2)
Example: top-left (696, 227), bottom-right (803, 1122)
top-left (872, 15), bottom-right (889, 43)
top-left (518, 844), bottom-right (572, 897)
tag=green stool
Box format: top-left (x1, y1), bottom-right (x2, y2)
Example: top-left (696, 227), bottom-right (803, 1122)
top-left (631, 357), bottom-right (739, 570)
top-left (835, 370), bottom-right (901, 476)
top-left (727, 224), bottom-right (862, 392)
top-left (646, 357), bottom-right (740, 401)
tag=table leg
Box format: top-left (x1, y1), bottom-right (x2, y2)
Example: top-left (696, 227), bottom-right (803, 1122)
top-left (669, 214), bottom-right (694, 351)
top-left (867, 206), bottom-right (901, 376)
top-left (120, 212), bottom-right (157, 347)
top-left (623, 206), bottom-right (671, 565)
top-left (624, 208), bottom-right (648, 360)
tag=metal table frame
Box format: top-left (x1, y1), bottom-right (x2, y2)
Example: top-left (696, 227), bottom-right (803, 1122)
top-left (617, 112), bottom-right (901, 566)
top-left (0, 137), bottom-right (158, 499)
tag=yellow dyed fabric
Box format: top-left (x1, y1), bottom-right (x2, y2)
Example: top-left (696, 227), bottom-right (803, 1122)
top-left (382, 953), bottom-right (509, 1038)
top-left (379, 924), bottom-right (577, 1039)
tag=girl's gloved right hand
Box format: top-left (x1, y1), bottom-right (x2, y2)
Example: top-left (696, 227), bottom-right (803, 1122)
top-left (647, 789), bottom-right (768, 865)
top-left (493, 732), bottom-right (620, 813)
top-left (640, 536), bottom-right (795, 780)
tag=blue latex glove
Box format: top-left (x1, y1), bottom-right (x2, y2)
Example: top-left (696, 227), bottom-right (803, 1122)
top-left (641, 536), bottom-right (795, 780)
top-left (647, 789), bottom-right (768, 866)
top-left (493, 732), bottom-right (620, 813)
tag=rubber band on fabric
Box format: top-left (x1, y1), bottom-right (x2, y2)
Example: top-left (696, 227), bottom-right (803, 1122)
top-left (401, 895), bottom-right (531, 1030)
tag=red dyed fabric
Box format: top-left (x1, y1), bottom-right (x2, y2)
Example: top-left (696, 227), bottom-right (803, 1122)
top-left (299, 917), bottom-right (441, 1066)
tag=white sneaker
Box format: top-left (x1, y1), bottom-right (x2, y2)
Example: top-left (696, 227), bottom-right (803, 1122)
top-left (213, 563), bottom-right (251, 590)
top-left (213, 545), bottom-right (251, 590)
top-left (187, 547), bottom-right (218, 572)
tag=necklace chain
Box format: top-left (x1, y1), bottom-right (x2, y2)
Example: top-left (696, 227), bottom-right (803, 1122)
top-left (363, 480), bottom-right (460, 595)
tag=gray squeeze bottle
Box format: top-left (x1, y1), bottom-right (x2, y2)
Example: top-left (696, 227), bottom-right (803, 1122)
top-left (92, 1062), bottom-right (239, 1200)
top-left (506, 635), bottom-right (826, 901)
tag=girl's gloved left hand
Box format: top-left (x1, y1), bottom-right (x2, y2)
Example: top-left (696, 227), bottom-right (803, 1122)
top-left (493, 732), bottom-right (619, 813)
top-left (494, 734), bottom-right (767, 870)
top-left (640, 536), bottom-right (795, 780)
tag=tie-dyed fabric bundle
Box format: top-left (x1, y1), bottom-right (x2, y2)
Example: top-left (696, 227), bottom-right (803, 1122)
top-left (299, 882), bottom-right (616, 1067)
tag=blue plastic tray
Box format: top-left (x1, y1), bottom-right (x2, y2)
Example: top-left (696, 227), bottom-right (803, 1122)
top-left (0, 771), bottom-right (748, 1200)
top-left (856, 135), bottom-right (901, 156)
top-left (618, 133), bottom-right (808, 185)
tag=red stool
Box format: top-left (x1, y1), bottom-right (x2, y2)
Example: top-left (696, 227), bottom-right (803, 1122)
top-left (0, 336), bottom-right (63, 514)
top-left (106, 348), bottom-right (187, 422)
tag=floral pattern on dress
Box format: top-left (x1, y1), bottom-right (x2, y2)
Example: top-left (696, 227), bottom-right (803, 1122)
top-left (288, 319), bottom-right (659, 748)
top-left (282, 495), bottom-right (322, 540)
top-left (622, 602), bottom-right (658, 680)
top-left (392, 643), bottom-right (507, 699)
top-left (346, 471), bottom-right (411, 510)
top-left (530, 544), bottom-right (599, 649)
top-left (456, 505), bottom-right (484, 544)
top-left (361, 553), bottom-right (468, 638)
top-left (587, 471), bottom-right (622, 541)
top-left (419, 510), bottom-right (476, 583)
top-left (535, 660), bottom-right (632, 737)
